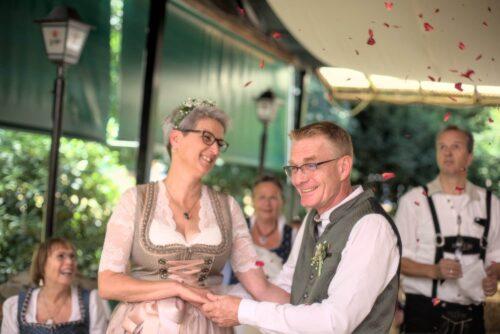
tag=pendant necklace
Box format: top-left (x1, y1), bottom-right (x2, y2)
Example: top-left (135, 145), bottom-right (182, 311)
top-left (165, 185), bottom-right (200, 220)
top-left (255, 222), bottom-right (278, 244)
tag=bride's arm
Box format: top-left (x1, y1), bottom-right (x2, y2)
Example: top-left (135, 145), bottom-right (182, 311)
top-left (236, 268), bottom-right (290, 303)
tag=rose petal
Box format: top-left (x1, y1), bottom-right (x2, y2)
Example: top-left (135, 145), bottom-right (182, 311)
top-left (448, 96), bottom-right (457, 102)
top-left (383, 22), bottom-right (390, 28)
top-left (488, 6), bottom-right (491, 12)
top-left (432, 298), bottom-right (441, 306)
top-left (236, 6), bottom-right (245, 16)
top-left (454, 82), bottom-right (463, 91)
top-left (272, 32), bottom-right (282, 39)
top-left (259, 59), bottom-right (265, 69)
top-left (414, 201), bottom-right (420, 206)
top-left (455, 186), bottom-right (465, 193)
top-left (488, 117), bottom-right (494, 123)
top-left (438, 77), bottom-right (442, 82)
top-left (476, 54), bottom-right (482, 61)
top-left (368, 28), bottom-right (374, 37)
top-left (428, 75), bottom-right (436, 82)
top-left (460, 69), bottom-right (475, 80)
top-left (367, 36), bottom-right (376, 45)
top-left (434, 8), bottom-right (440, 13)
top-left (418, 13), bottom-right (423, 19)
top-left (444, 112), bottom-right (451, 122)
top-left (255, 260), bottom-right (264, 267)
top-left (381, 172), bottom-right (396, 181)
top-left (392, 24), bottom-right (401, 28)
top-left (449, 69), bottom-right (459, 73)
top-left (244, 81), bottom-right (252, 87)
top-left (384, 2), bottom-right (393, 10)
top-left (355, 49), bottom-right (360, 55)
top-left (492, 58), bottom-right (496, 62)
top-left (427, 66), bottom-right (432, 70)
top-left (422, 190), bottom-right (428, 196)
top-left (458, 41), bottom-right (466, 50)
top-left (424, 22), bottom-right (434, 31)
top-left (483, 21), bottom-right (488, 27)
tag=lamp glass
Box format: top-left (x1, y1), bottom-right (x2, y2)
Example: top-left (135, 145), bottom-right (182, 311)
top-left (41, 23), bottom-right (67, 62)
top-left (64, 20), bottom-right (90, 64)
top-left (256, 99), bottom-right (278, 123)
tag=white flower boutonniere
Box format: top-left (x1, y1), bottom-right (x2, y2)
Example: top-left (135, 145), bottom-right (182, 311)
top-left (311, 241), bottom-right (330, 277)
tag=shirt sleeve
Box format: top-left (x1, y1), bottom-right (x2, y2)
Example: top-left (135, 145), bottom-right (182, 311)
top-left (238, 214), bottom-right (400, 334)
top-left (394, 189), bottom-right (419, 260)
top-left (228, 196), bottom-right (259, 273)
top-left (89, 289), bottom-right (110, 334)
top-left (1, 295), bottom-right (19, 334)
top-left (98, 187), bottom-right (136, 273)
top-left (485, 193), bottom-right (500, 264)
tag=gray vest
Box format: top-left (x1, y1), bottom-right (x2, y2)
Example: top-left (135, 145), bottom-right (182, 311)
top-left (290, 189), bottom-right (401, 333)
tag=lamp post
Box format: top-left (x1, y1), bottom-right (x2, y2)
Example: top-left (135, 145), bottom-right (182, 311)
top-left (255, 89), bottom-right (279, 175)
top-left (35, 6), bottom-right (91, 239)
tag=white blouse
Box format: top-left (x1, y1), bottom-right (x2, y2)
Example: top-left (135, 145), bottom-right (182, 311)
top-left (1, 286), bottom-right (110, 334)
top-left (99, 182), bottom-right (259, 274)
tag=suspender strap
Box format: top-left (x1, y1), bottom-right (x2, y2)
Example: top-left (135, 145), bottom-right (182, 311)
top-left (479, 190), bottom-right (492, 261)
top-left (422, 185), bottom-right (443, 298)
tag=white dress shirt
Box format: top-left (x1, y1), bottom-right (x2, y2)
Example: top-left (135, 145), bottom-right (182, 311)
top-left (1, 286), bottom-right (110, 334)
top-left (238, 187), bottom-right (400, 334)
top-left (395, 178), bottom-right (500, 304)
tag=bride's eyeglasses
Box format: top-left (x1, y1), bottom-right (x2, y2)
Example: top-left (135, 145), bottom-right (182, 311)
top-left (179, 129), bottom-right (229, 152)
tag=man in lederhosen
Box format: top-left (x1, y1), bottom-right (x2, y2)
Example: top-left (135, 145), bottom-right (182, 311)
top-left (395, 125), bottom-right (500, 333)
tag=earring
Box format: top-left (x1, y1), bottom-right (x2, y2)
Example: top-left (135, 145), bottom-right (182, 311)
top-left (39, 278), bottom-right (44, 287)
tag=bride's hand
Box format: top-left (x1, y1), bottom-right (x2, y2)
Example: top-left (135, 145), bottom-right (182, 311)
top-left (178, 283), bottom-right (210, 307)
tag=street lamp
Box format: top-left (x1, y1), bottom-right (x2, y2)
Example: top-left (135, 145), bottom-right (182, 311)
top-left (35, 6), bottom-right (92, 239)
top-left (255, 89), bottom-right (279, 175)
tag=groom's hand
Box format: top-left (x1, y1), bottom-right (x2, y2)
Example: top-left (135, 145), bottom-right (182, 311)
top-left (202, 293), bottom-right (241, 327)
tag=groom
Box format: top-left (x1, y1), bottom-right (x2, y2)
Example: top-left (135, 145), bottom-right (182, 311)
top-left (203, 121), bottom-right (401, 333)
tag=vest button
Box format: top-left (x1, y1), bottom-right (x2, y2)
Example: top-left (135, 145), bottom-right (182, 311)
top-left (158, 258), bottom-right (166, 265)
top-left (303, 293), bottom-right (308, 299)
top-left (201, 268), bottom-right (209, 273)
top-left (205, 258), bottom-right (213, 265)
top-left (309, 274), bottom-right (314, 280)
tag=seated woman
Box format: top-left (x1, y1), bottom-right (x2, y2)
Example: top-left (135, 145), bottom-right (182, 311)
top-left (99, 99), bottom-right (289, 333)
top-left (1, 237), bottom-right (110, 333)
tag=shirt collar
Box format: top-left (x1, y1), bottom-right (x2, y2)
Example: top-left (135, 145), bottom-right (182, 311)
top-left (313, 186), bottom-right (364, 223)
top-left (427, 177), bottom-right (480, 201)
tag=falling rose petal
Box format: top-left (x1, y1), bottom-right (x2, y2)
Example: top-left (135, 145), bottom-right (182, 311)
top-left (259, 59), bottom-right (265, 69)
top-left (367, 36), bottom-right (376, 45)
top-left (422, 190), bottom-right (428, 196)
top-left (383, 22), bottom-right (390, 28)
top-left (392, 24), bottom-right (401, 28)
top-left (418, 13), bottom-right (423, 19)
top-left (483, 21), bottom-right (488, 27)
top-left (381, 172), bottom-right (396, 181)
top-left (455, 186), bottom-right (465, 193)
top-left (346, 78), bottom-right (352, 81)
top-left (476, 54), bottom-right (482, 61)
top-left (438, 77), bottom-right (442, 82)
top-left (458, 41), bottom-right (466, 50)
top-left (368, 29), bottom-right (374, 37)
top-left (355, 49), bottom-right (360, 55)
top-left (478, 78), bottom-right (482, 82)
top-left (416, 238), bottom-right (420, 243)
top-left (488, 117), bottom-right (494, 123)
top-left (492, 58), bottom-right (496, 62)
top-left (448, 96), bottom-right (457, 102)
top-left (423, 22), bottom-right (434, 31)
top-left (432, 298), bottom-right (441, 307)
top-left (443, 112), bottom-right (451, 122)
top-left (244, 81), bottom-right (253, 87)
top-left (449, 69), bottom-right (459, 73)
top-left (434, 8), bottom-right (440, 13)
top-left (454, 82), bottom-right (463, 91)
top-left (255, 260), bottom-right (264, 267)
top-left (461, 69), bottom-right (475, 80)
top-left (384, 2), bottom-right (393, 10)
top-left (428, 75), bottom-right (436, 82)
top-left (414, 201), bottom-right (420, 206)
top-left (272, 31), bottom-right (282, 39)
top-left (488, 6), bottom-right (492, 12)
top-left (236, 6), bottom-right (245, 16)
top-left (427, 66), bottom-right (432, 70)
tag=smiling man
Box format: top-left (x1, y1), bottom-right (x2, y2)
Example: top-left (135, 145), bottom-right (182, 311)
top-left (395, 125), bottom-right (500, 333)
top-left (203, 121), bottom-right (401, 333)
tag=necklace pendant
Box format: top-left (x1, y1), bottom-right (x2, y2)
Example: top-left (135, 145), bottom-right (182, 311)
top-left (259, 236), bottom-right (268, 244)
top-left (183, 212), bottom-right (190, 220)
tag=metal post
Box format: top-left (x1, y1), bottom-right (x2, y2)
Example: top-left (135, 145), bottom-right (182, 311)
top-left (44, 63), bottom-right (65, 240)
top-left (258, 121), bottom-right (268, 175)
top-left (136, 0), bottom-right (168, 184)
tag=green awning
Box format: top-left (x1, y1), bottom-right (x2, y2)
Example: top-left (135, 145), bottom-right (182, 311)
top-left (0, 0), bottom-right (110, 142)
top-left (118, 0), bottom-right (292, 170)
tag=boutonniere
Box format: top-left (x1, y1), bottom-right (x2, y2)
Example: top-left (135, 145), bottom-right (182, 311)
top-left (311, 241), bottom-right (330, 277)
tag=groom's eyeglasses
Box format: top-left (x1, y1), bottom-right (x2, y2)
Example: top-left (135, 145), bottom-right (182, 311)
top-left (179, 129), bottom-right (229, 152)
top-left (283, 157), bottom-right (342, 177)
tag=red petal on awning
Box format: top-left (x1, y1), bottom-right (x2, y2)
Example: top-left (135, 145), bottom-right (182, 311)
top-left (423, 22), bottom-right (434, 31)
top-left (444, 111), bottom-right (451, 122)
top-left (460, 69), bottom-right (475, 80)
top-left (381, 172), bottom-right (396, 181)
top-left (475, 54), bottom-right (482, 61)
top-left (259, 59), bottom-right (265, 69)
top-left (428, 75), bottom-right (436, 81)
top-left (244, 81), bottom-right (253, 87)
top-left (384, 2), bottom-right (393, 10)
top-left (272, 31), bottom-right (282, 39)
top-left (458, 41), bottom-right (466, 50)
top-left (454, 82), bottom-right (463, 91)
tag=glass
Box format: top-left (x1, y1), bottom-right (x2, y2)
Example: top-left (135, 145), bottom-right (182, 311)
top-left (179, 129), bottom-right (229, 152)
top-left (283, 157), bottom-right (342, 177)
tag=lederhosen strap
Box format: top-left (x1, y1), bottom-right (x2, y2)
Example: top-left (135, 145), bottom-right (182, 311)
top-left (479, 190), bottom-right (492, 261)
top-left (422, 185), bottom-right (443, 298)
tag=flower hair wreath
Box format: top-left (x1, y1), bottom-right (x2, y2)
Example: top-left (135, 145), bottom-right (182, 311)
top-left (171, 98), bottom-right (216, 129)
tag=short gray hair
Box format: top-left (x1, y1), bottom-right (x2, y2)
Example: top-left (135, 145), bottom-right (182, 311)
top-left (162, 103), bottom-right (230, 156)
